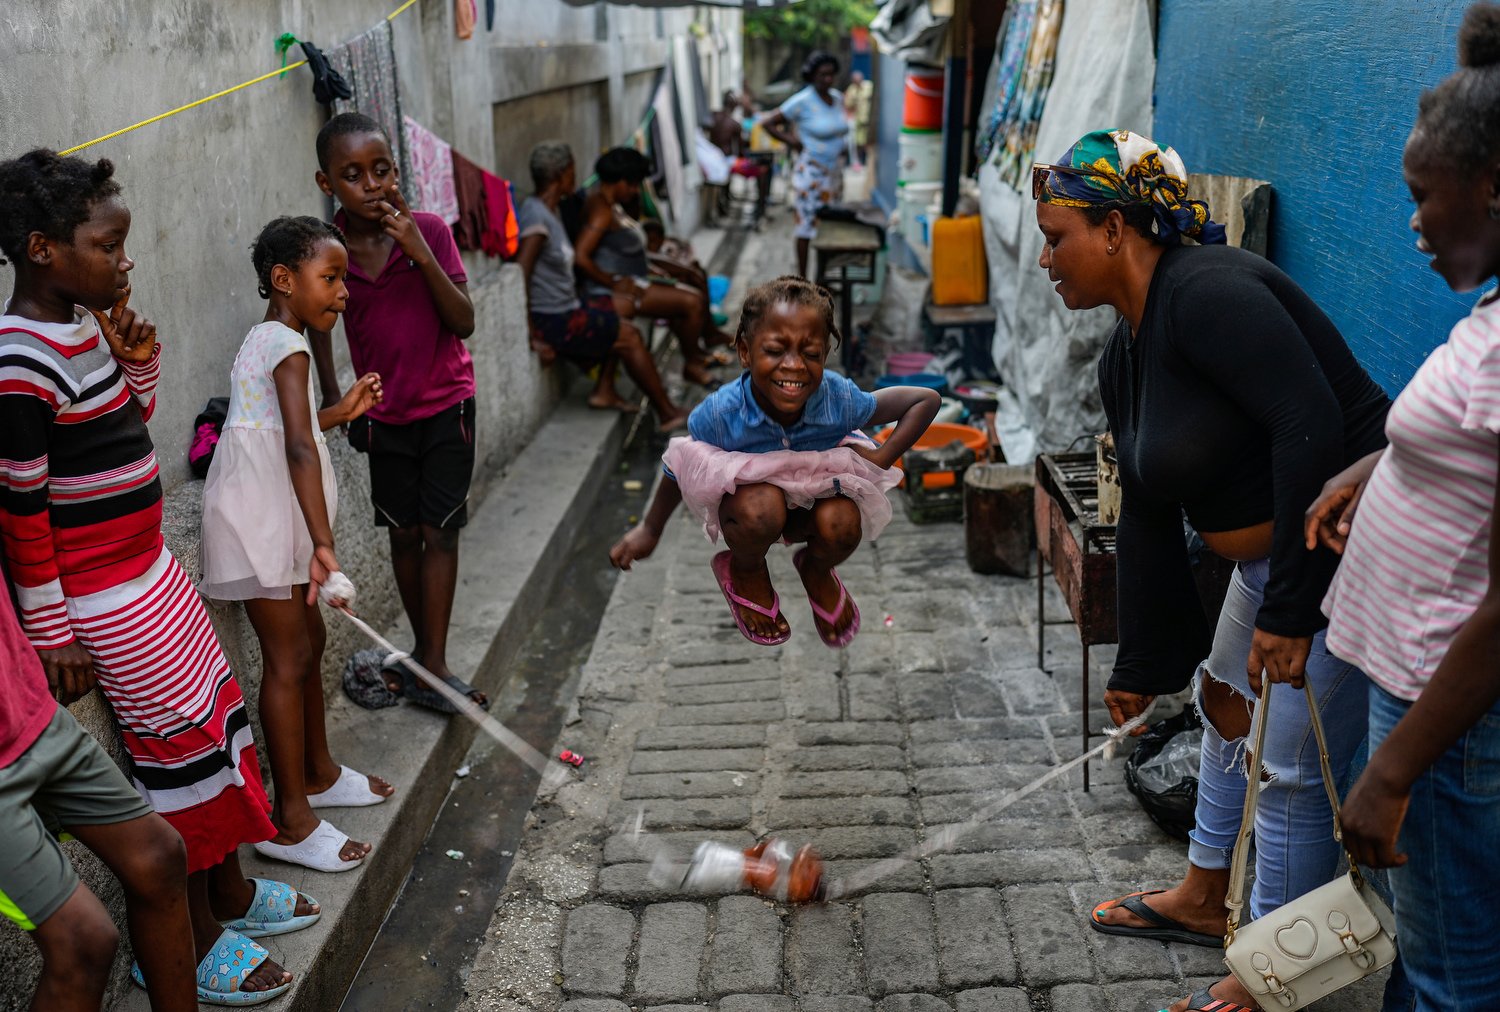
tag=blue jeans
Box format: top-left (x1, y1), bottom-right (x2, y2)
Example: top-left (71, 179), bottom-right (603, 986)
top-left (1374, 682), bottom-right (1500, 1011)
top-left (1187, 559), bottom-right (1368, 918)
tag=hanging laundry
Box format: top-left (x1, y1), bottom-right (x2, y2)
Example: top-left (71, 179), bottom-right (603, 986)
top-left (327, 21), bottom-right (410, 188)
top-left (455, 0), bottom-right (477, 40)
top-left (451, 149), bottom-right (516, 257)
top-left (480, 174), bottom-right (518, 259)
top-left (298, 40), bottom-right (352, 105)
top-left (651, 73), bottom-right (687, 231)
top-left (402, 115), bottom-right (460, 224)
top-left (452, 149), bottom-right (488, 251)
top-left (485, 0), bottom-right (495, 31)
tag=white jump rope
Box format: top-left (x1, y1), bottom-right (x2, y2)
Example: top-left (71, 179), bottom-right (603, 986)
top-left (318, 574), bottom-right (573, 794)
top-left (321, 573), bottom-right (1152, 896)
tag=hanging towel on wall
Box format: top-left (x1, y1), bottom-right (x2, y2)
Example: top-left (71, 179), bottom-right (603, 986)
top-left (651, 73), bottom-right (687, 230)
top-left (456, 0), bottom-right (477, 39)
top-left (481, 175), bottom-right (519, 258)
top-left (328, 21), bottom-right (410, 189)
top-left (451, 150), bottom-right (518, 257)
top-left (403, 115), bottom-right (460, 224)
top-left (452, 149), bottom-right (488, 250)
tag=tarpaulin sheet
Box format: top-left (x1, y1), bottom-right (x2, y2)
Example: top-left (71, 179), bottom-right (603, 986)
top-left (978, 0), bottom-right (1155, 460)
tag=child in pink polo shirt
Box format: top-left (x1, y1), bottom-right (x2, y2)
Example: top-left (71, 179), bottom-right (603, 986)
top-left (309, 113), bottom-right (487, 711)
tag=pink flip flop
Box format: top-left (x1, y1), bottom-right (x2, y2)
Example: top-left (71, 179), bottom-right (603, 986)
top-left (711, 551), bottom-right (791, 646)
top-left (792, 548), bottom-right (861, 648)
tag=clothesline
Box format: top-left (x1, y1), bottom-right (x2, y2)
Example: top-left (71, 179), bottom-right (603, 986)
top-left (59, 0), bottom-right (420, 156)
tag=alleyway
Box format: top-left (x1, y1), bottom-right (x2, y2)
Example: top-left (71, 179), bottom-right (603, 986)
top-left (446, 210), bottom-right (1387, 1012)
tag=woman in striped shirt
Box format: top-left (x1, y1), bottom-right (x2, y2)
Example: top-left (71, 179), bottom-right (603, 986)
top-left (0, 150), bottom-right (308, 1003)
top-left (1308, 6), bottom-right (1500, 1008)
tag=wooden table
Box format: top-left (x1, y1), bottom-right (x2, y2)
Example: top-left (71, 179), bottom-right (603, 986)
top-left (811, 218), bottom-right (882, 372)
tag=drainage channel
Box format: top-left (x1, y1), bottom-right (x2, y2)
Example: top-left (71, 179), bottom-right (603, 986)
top-left (338, 432), bottom-right (663, 1012)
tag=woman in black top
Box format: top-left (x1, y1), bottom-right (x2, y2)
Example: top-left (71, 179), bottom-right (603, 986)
top-left (1034, 130), bottom-right (1390, 1012)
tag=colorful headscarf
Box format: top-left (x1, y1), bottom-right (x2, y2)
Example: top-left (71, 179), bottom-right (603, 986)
top-left (1036, 129), bottom-right (1226, 245)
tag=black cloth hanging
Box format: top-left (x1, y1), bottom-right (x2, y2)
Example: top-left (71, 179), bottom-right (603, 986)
top-left (486, 0), bottom-right (496, 29)
top-left (300, 41), bottom-right (353, 105)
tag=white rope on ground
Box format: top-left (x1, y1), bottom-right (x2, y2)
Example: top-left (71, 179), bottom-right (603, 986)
top-left (333, 606), bottom-right (574, 793)
top-left (825, 710), bottom-right (1152, 899)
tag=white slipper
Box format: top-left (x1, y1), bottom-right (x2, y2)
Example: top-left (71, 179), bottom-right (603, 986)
top-left (307, 765), bottom-right (389, 809)
top-left (253, 820), bottom-right (364, 873)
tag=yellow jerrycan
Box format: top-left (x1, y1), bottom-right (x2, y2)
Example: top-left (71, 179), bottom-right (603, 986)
top-left (931, 215), bottom-right (987, 305)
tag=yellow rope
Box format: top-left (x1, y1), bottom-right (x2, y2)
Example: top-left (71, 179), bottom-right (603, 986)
top-left (59, 0), bottom-right (422, 157)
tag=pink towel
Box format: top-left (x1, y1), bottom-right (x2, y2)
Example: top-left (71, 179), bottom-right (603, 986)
top-left (402, 115), bottom-right (459, 225)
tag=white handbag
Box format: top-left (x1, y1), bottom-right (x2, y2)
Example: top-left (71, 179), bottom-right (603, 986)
top-left (1221, 680), bottom-right (1398, 1010)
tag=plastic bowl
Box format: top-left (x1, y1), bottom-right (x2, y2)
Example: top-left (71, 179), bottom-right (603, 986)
top-left (874, 421), bottom-right (987, 489)
top-left (887, 351), bottom-right (934, 374)
top-left (708, 274), bottom-right (731, 306)
top-left (875, 372), bottom-right (949, 395)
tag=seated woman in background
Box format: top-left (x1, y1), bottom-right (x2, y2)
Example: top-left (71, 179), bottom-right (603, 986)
top-left (573, 147), bottom-right (725, 389)
top-left (516, 141), bottom-right (688, 432)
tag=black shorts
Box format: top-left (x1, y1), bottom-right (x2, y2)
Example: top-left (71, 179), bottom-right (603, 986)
top-left (367, 397), bottom-right (476, 529)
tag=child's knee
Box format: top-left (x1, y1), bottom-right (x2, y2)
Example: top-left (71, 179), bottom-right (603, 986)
top-left (425, 525), bottom-right (461, 552)
top-left (813, 498), bottom-right (862, 550)
top-left (118, 820), bottom-right (188, 897)
top-left (720, 484), bottom-right (787, 539)
top-left (40, 901), bottom-right (120, 975)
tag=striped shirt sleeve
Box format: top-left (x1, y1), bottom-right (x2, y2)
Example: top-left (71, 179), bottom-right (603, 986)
top-left (0, 375), bottom-right (73, 648)
top-left (116, 343), bottom-right (161, 422)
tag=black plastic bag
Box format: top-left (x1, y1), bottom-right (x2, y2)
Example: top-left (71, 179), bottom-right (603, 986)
top-left (1123, 708), bottom-right (1203, 842)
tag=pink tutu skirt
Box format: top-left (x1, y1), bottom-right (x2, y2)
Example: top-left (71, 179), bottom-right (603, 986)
top-left (662, 435), bottom-right (902, 544)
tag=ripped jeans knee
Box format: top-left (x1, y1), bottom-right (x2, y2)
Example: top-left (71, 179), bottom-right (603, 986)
top-left (1186, 665), bottom-right (1258, 872)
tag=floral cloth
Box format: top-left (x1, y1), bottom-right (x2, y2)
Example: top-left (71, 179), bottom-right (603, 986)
top-left (403, 116), bottom-right (459, 225)
top-left (1037, 128), bottom-right (1227, 245)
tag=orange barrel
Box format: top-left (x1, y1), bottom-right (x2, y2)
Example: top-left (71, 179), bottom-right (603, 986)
top-left (931, 215), bottom-right (988, 305)
top-left (902, 70), bottom-right (945, 131)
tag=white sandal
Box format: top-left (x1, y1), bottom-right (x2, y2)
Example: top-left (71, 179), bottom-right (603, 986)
top-left (253, 820), bottom-right (364, 873)
top-left (307, 765), bottom-right (389, 809)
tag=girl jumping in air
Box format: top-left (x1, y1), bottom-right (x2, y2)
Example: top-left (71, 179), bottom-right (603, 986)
top-left (0, 150), bottom-right (305, 1004)
top-left (201, 216), bottom-right (390, 874)
top-left (611, 276), bottom-right (939, 646)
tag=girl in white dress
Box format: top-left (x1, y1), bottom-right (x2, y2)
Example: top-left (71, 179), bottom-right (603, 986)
top-left (202, 216), bottom-right (389, 874)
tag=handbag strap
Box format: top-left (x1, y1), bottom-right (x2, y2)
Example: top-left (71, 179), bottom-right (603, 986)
top-left (1223, 678), bottom-right (1358, 944)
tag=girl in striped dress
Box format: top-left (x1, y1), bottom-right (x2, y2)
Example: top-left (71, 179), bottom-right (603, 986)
top-left (0, 150), bottom-right (312, 1004)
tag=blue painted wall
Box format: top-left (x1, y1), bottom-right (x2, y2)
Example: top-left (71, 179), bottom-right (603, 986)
top-left (1154, 0), bottom-right (1473, 394)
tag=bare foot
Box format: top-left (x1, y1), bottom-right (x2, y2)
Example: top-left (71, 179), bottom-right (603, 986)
top-left (1091, 885), bottom-right (1227, 937)
top-left (794, 553), bottom-right (856, 642)
top-left (725, 557), bottom-right (790, 641)
top-left (587, 393), bottom-right (641, 414)
top-left (683, 360), bottom-right (721, 389)
top-left (1166, 975), bottom-right (1259, 1012)
top-left (657, 409), bottom-right (691, 434)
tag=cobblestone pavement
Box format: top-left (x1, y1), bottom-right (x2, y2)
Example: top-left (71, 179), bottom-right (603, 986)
top-left (456, 493), bottom-right (1385, 1012)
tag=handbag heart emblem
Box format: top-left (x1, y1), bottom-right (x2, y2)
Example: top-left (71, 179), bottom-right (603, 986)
top-left (1274, 917), bottom-right (1320, 960)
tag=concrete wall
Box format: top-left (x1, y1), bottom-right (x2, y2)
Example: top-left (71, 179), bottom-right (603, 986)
top-left (0, 1), bottom-right (734, 1007)
top-left (1153, 0), bottom-right (1473, 394)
